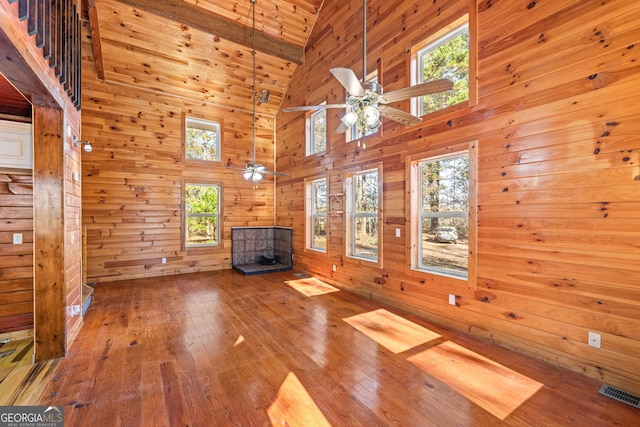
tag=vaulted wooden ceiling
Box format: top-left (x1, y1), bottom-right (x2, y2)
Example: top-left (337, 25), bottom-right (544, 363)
top-left (84, 0), bottom-right (325, 116)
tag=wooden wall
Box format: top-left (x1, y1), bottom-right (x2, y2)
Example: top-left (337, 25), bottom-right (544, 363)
top-left (1, 1), bottom-right (83, 357)
top-left (276, 0), bottom-right (640, 394)
top-left (80, 42), bottom-right (277, 283)
top-left (0, 173), bottom-right (33, 333)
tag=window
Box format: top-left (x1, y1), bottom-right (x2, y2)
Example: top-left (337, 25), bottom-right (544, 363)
top-left (184, 183), bottom-right (220, 247)
top-left (414, 18), bottom-right (469, 116)
top-left (306, 178), bottom-right (328, 252)
top-left (412, 153), bottom-right (469, 278)
top-left (185, 117), bottom-right (221, 161)
top-left (307, 104), bottom-right (327, 155)
top-left (346, 167), bottom-right (380, 262)
top-left (348, 73), bottom-right (380, 142)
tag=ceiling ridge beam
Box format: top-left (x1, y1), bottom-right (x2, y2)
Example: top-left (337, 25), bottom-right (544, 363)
top-left (115, 0), bottom-right (304, 64)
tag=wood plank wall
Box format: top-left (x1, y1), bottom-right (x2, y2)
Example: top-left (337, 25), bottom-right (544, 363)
top-left (276, 0), bottom-right (640, 394)
top-left (0, 173), bottom-right (34, 333)
top-left (1, 1), bottom-right (83, 355)
top-left (79, 37), bottom-right (278, 283)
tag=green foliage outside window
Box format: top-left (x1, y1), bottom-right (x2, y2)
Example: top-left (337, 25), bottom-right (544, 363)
top-left (186, 118), bottom-right (220, 161)
top-left (420, 25), bottom-right (469, 115)
top-left (185, 184), bottom-right (219, 246)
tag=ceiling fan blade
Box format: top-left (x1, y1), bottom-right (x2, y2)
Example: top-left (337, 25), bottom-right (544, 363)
top-left (330, 67), bottom-right (365, 97)
top-left (380, 79), bottom-right (453, 104)
top-left (378, 105), bottom-right (423, 126)
top-left (334, 121), bottom-right (352, 134)
top-left (282, 103), bottom-right (347, 112)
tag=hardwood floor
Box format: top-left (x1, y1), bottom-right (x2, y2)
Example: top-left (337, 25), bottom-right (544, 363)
top-left (32, 270), bottom-right (639, 426)
top-left (0, 330), bottom-right (59, 406)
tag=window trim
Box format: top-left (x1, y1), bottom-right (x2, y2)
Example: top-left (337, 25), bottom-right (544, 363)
top-left (345, 164), bottom-right (383, 266)
top-left (305, 176), bottom-right (329, 254)
top-left (184, 116), bottom-right (222, 163)
top-left (306, 101), bottom-right (327, 156)
top-left (183, 182), bottom-right (223, 250)
top-left (407, 141), bottom-right (477, 290)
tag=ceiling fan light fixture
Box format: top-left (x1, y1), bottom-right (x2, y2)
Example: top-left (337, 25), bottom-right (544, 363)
top-left (253, 172), bottom-right (263, 181)
top-left (342, 111), bottom-right (358, 127)
top-left (364, 105), bottom-right (381, 129)
top-left (243, 170), bottom-right (253, 180)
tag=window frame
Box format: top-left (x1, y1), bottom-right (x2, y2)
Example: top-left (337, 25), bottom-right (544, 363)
top-left (410, 12), bottom-right (476, 118)
top-left (346, 71), bottom-right (380, 143)
top-left (345, 164), bottom-right (382, 265)
top-left (305, 176), bottom-right (329, 253)
top-left (306, 103), bottom-right (327, 156)
top-left (183, 182), bottom-right (222, 249)
top-left (407, 141), bottom-right (477, 290)
top-left (184, 116), bottom-right (222, 163)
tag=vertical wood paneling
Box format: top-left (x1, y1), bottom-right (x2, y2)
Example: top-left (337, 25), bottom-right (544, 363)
top-left (33, 107), bottom-right (65, 361)
top-left (277, 0), bottom-right (640, 394)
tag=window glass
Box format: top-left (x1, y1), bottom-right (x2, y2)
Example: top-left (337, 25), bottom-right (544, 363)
top-left (417, 23), bottom-right (469, 116)
top-left (185, 183), bottom-right (220, 247)
top-left (185, 117), bottom-right (220, 161)
top-left (308, 107), bottom-right (327, 155)
top-left (416, 154), bottom-right (469, 276)
top-left (350, 169), bottom-right (379, 261)
top-left (309, 178), bottom-right (327, 251)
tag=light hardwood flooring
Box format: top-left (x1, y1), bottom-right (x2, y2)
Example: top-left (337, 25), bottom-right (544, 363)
top-left (6, 270), bottom-right (637, 425)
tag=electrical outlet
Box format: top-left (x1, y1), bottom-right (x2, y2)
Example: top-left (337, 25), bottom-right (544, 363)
top-left (448, 294), bottom-right (457, 306)
top-left (13, 233), bottom-right (22, 244)
top-left (332, 264), bottom-right (337, 272)
top-left (162, 258), bottom-right (167, 264)
top-left (395, 228), bottom-right (401, 237)
top-left (588, 331), bottom-right (601, 348)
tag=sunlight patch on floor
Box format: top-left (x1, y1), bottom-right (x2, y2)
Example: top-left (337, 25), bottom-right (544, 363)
top-left (233, 335), bottom-right (245, 347)
top-left (285, 278), bottom-right (340, 297)
top-left (267, 372), bottom-right (331, 427)
top-left (343, 309), bottom-right (441, 354)
top-left (408, 341), bottom-right (543, 420)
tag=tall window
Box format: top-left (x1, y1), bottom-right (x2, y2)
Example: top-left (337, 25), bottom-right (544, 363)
top-left (184, 183), bottom-right (220, 247)
top-left (413, 153), bottom-right (469, 277)
top-left (307, 103), bottom-right (327, 155)
top-left (185, 117), bottom-right (221, 161)
top-left (306, 178), bottom-right (327, 252)
top-left (414, 19), bottom-right (469, 116)
top-left (346, 168), bottom-right (380, 261)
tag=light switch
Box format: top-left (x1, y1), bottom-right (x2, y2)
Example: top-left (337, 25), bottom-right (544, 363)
top-left (395, 228), bottom-right (401, 237)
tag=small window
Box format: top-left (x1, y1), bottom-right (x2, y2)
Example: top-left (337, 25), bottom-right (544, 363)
top-left (306, 178), bottom-right (327, 252)
top-left (414, 19), bottom-right (469, 116)
top-left (184, 183), bottom-right (220, 247)
top-left (185, 117), bottom-right (221, 161)
top-left (412, 153), bottom-right (469, 277)
top-left (307, 104), bottom-right (327, 155)
top-left (346, 167), bottom-right (380, 262)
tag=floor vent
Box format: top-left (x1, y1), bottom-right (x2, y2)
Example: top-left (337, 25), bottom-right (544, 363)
top-left (599, 384), bottom-right (640, 409)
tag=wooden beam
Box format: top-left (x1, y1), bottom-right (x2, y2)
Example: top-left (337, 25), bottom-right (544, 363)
top-left (115, 0), bottom-right (304, 64)
top-left (33, 106), bottom-right (66, 361)
top-left (86, 0), bottom-right (104, 80)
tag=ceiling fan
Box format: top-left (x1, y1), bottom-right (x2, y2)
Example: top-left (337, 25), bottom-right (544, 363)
top-left (227, 0), bottom-right (287, 184)
top-left (282, 0), bottom-right (453, 137)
